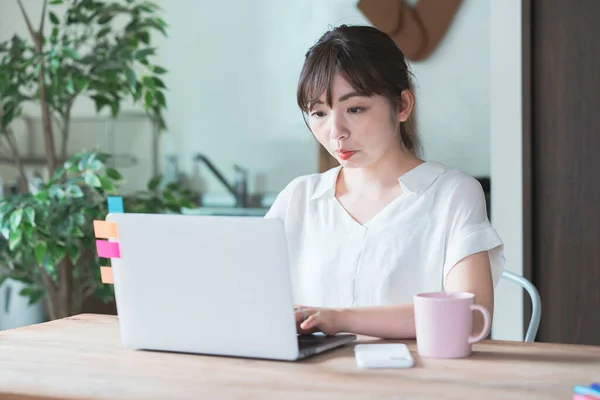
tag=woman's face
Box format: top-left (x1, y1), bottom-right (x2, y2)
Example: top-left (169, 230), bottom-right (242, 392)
top-left (307, 74), bottom-right (413, 168)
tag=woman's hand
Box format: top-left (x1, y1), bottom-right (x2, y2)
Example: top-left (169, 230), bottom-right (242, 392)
top-left (294, 306), bottom-right (343, 335)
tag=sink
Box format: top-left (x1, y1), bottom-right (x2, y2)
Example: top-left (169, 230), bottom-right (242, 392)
top-left (181, 207), bottom-right (269, 217)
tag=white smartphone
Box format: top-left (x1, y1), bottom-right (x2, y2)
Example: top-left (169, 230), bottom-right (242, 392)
top-left (354, 343), bottom-right (415, 369)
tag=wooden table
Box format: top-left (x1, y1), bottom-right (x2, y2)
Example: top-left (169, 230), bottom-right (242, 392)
top-left (0, 314), bottom-right (598, 400)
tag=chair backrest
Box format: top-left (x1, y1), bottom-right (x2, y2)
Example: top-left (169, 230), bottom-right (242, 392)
top-left (501, 270), bottom-right (542, 342)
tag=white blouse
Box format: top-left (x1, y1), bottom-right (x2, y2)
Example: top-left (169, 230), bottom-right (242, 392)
top-left (264, 161), bottom-right (505, 308)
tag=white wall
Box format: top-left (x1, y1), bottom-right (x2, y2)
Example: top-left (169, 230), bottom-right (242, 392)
top-left (160, 0), bottom-right (492, 196)
top-left (0, 0), bottom-right (491, 196)
top-left (490, 0), bottom-right (524, 341)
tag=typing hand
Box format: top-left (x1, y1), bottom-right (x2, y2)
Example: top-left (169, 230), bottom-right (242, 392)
top-left (294, 306), bottom-right (341, 336)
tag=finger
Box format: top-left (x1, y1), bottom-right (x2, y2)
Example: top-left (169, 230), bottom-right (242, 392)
top-left (295, 311), bottom-right (305, 325)
top-left (300, 313), bottom-right (320, 331)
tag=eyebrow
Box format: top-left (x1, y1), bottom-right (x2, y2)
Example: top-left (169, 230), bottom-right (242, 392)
top-left (311, 91), bottom-right (369, 107)
top-left (338, 91), bottom-right (368, 102)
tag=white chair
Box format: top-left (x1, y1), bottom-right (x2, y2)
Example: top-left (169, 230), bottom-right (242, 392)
top-left (501, 270), bottom-right (542, 342)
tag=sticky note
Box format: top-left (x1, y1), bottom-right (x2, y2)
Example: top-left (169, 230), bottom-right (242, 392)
top-left (96, 240), bottom-right (120, 258)
top-left (574, 386), bottom-right (600, 398)
top-left (107, 196), bottom-right (124, 213)
top-left (100, 266), bottom-right (114, 284)
top-left (93, 221), bottom-right (118, 239)
top-left (572, 395), bottom-right (596, 400)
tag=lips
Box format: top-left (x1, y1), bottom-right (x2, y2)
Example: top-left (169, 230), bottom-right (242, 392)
top-left (335, 149), bottom-right (356, 160)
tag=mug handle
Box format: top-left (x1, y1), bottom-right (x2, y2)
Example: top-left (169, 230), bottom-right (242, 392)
top-left (468, 304), bottom-right (491, 344)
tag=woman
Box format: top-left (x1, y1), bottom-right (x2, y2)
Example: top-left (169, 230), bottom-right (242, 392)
top-left (264, 25), bottom-right (505, 339)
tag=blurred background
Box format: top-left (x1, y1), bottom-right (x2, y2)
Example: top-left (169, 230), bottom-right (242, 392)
top-left (0, 0), bottom-right (597, 347)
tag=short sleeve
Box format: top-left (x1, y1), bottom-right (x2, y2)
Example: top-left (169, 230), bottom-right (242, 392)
top-left (264, 189), bottom-right (289, 221)
top-left (442, 176), bottom-right (506, 288)
top-left (263, 177), bottom-right (300, 221)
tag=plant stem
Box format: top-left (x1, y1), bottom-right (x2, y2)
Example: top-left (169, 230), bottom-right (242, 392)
top-left (57, 256), bottom-right (73, 318)
top-left (2, 127), bottom-right (29, 191)
top-left (60, 101), bottom-right (73, 162)
top-left (17, 0), bottom-right (57, 175)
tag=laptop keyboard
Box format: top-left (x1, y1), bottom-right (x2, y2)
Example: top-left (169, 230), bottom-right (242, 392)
top-left (297, 334), bottom-right (342, 350)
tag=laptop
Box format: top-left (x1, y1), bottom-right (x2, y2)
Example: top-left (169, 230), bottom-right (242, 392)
top-left (105, 212), bottom-right (356, 361)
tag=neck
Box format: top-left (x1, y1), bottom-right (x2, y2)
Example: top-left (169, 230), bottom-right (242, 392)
top-left (338, 147), bottom-right (423, 195)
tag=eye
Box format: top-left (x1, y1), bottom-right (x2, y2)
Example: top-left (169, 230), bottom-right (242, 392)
top-left (311, 111), bottom-right (326, 118)
top-left (348, 107), bottom-right (365, 114)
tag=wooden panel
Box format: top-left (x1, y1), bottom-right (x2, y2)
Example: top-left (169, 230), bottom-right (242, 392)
top-left (531, 0), bottom-right (600, 344)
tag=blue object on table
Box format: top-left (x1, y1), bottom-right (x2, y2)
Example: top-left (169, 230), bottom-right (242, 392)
top-left (591, 383), bottom-right (600, 391)
top-left (574, 385), bottom-right (600, 397)
top-left (107, 196), bottom-right (124, 213)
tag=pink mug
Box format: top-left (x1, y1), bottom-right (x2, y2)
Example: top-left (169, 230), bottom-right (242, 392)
top-left (413, 292), bottom-right (491, 358)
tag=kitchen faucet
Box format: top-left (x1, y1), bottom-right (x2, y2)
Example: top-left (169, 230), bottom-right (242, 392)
top-left (193, 153), bottom-right (247, 207)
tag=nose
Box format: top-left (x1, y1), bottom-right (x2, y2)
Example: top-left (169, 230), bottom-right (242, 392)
top-left (329, 112), bottom-right (349, 141)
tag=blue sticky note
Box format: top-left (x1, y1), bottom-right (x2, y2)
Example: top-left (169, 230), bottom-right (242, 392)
top-left (107, 196), bottom-right (124, 213)
top-left (574, 385), bottom-right (600, 397)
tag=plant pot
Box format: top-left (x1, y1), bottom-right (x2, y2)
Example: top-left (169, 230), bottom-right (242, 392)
top-left (0, 278), bottom-right (47, 330)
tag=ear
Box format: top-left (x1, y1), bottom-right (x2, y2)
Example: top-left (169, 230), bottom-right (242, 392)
top-left (397, 89), bottom-right (415, 123)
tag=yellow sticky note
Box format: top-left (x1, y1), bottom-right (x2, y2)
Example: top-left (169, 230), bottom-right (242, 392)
top-left (93, 220), bottom-right (118, 239)
top-left (100, 266), bottom-right (114, 284)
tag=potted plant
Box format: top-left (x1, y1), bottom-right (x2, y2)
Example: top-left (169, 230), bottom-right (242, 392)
top-left (0, 0), bottom-right (195, 320)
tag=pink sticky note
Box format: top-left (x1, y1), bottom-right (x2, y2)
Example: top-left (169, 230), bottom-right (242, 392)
top-left (96, 240), bottom-right (120, 258)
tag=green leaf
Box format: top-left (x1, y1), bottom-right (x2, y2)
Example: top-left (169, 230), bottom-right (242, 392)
top-left (66, 185), bottom-right (84, 198)
top-left (49, 186), bottom-right (65, 199)
top-left (99, 176), bottom-right (114, 192)
top-left (98, 14), bottom-right (114, 25)
top-left (126, 68), bottom-right (136, 91)
top-left (50, 244), bottom-right (67, 265)
top-left (137, 31), bottom-right (150, 44)
top-left (24, 207), bottom-right (35, 227)
top-left (144, 91), bottom-right (154, 108)
top-left (109, 100), bottom-right (120, 117)
top-left (93, 95), bottom-right (111, 113)
top-left (72, 226), bottom-right (84, 238)
top-left (67, 243), bottom-right (81, 264)
top-left (9, 231), bottom-right (22, 251)
top-left (134, 48), bottom-right (154, 60)
top-left (35, 242), bottom-right (47, 265)
top-left (74, 76), bottom-right (89, 92)
top-left (27, 289), bottom-right (45, 305)
top-left (19, 287), bottom-right (45, 305)
top-left (152, 66), bottom-right (167, 74)
top-left (1, 228), bottom-right (11, 240)
top-left (35, 191), bottom-right (48, 202)
top-left (50, 27), bottom-right (59, 44)
top-left (62, 46), bottom-right (80, 59)
top-left (10, 209), bottom-right (23, 231)
top-left (50, 58), bottom-right (60, 71)
top-left (155, 90), bottom-right (166, 107)
top-left (147, 175), bottom-right (162, 191)
top-left (97, 27), bottom-right (111, 39)
top-left (23, 224), bottom-right (34, 238)
top-left (152, 77), bottom-right (166, 88)
top-left (49, 0), bottom-right (64, 5)
top-left (49, 12), bottom-right (60, 25)
top-left (133, 81), bottom-right (143, 101)
top-left (66, 78), bottom-right (75, 94)
top-left (78, 152), bottom-right (93, 171)
top-left (142, 75), bottom-right (155, 89)
top-left (106, 168), bottom-right (122, 180)
top-left (84, 172), bottom-right (102, 188)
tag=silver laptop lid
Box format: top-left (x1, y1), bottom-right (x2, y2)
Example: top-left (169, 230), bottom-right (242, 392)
top-left (106, 213), bottom-right (299, 360)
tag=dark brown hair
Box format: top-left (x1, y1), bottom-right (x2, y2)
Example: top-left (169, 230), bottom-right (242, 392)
top-left (297, 25), bottom-right (421, 155)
